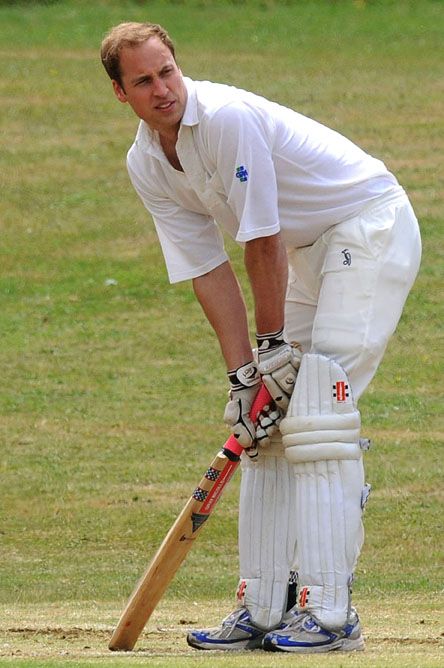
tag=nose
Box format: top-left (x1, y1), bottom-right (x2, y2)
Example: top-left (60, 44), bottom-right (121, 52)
top-left (152, 76), bottom-right (168, 97)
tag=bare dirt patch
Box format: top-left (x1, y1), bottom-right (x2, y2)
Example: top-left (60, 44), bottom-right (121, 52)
top-left (1, 598), bottom-right (442, 664)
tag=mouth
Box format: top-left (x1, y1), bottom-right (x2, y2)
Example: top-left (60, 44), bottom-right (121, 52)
top-left (156, 100), bottom-right (176, 112)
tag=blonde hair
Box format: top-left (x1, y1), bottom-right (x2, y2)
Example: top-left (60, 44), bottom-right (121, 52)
top-left (100, 22), bottom-right (176, 87)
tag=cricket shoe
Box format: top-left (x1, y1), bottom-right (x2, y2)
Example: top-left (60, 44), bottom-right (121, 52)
top-left (263, 609), bottom-right (365, 653)
top-left (187, 607), bottom-right (266, 650)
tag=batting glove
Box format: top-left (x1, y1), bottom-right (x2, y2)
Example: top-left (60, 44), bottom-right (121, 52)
top-left (224, 361), bottom-right (261, 449)
top-left (257, 328), bottom-right (302, 413)
top-left (246, 400), bottom-right (282, 457)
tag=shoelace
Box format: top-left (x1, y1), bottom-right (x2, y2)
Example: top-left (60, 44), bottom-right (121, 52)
top-left (223, 608), bottom-right (247, 630)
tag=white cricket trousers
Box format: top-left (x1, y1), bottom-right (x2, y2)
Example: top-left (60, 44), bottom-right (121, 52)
top-left (284, 188), bottom-right (421, 399)
top-left (237, 188), bottom-right (421, 629)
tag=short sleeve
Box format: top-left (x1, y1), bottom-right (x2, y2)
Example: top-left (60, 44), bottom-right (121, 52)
top-left (204, 102), bottom-right (281, 242)
top-left (127, 158), bottom-right (228, 283)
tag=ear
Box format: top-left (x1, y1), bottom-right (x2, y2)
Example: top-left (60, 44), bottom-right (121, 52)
top-left (112, 79), bottom-right (127, 103)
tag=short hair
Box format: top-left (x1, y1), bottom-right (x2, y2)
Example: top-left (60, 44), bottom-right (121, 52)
top-left (100, 22), bottom-right (176, 87)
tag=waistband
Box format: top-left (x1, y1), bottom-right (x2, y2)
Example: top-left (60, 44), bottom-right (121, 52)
top-left (354, 186), bottom-right (408, 219)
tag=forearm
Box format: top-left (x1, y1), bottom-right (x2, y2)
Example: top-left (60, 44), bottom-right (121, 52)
top-left (244, 232), bottom-right (288, 335)
top-left (192, 261), bottom-right (253, 370)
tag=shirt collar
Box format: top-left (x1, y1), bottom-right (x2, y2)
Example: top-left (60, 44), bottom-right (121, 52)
top-left (135, 121), bottom-right (163, 159)
top-left (180, 77), bottom-right (199, 127)
top-left (134, 76), bottom-right (198, 156)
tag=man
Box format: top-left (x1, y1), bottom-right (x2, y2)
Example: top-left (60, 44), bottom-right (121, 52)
top-left (100, 22), bottom-right (421, 653)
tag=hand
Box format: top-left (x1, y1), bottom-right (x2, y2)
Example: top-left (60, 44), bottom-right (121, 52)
top-left (256, 401), bottom-right (282, 446)
top-left (244, 400), bottom-right (282, 459)
top-left (257, 328), bottom-right (302, 412)
top-left (223, 361), bottom-right (260, 448)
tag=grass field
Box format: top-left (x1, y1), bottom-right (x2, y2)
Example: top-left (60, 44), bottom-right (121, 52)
top-left (0, 0), bottom-right (443, 665)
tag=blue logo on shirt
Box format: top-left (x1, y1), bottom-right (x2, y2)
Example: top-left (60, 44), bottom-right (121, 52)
top-left (235, 165), bottom-right (248, 182)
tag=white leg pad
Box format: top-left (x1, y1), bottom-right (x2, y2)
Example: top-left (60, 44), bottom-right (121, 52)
top-left (237, 452), bottom-right (298, 629)
top-left (281, 353), bottom-right (366, 630)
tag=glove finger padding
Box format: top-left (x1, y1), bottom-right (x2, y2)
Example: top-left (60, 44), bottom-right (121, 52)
top-left (257, 329), bottom-right (302, 412)
top-left (224, 361), bottom-right (261, 448)
top-left (245, 401), bottom-right (282, 460)
top-left (256, 402), bottom-right (282, 447)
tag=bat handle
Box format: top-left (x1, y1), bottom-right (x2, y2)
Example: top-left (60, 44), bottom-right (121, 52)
top-left (223, 384), bottom-right (272, 459)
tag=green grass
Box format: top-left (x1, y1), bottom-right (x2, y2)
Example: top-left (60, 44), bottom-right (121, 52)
top-left (0, 0), bottom-right (443, 664)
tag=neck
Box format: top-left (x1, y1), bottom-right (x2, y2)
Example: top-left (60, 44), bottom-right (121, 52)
top-left (158, 123), bottom-right (180, 146)
top-left (158, 129), bottom-right (183, 171)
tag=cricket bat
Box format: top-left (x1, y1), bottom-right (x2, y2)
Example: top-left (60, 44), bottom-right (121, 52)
top-left (109, 384), bottom-right (272, 651)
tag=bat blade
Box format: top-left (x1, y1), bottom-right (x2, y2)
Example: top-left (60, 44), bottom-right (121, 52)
top-left (109, 385), bottom-right (271, 651)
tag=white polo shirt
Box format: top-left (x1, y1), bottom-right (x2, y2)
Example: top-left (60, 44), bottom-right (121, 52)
top-left (127, 77), bottom-right (399, 283)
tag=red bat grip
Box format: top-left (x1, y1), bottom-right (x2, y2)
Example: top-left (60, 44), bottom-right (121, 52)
top-left (223, 384), bottom-right (272, 458)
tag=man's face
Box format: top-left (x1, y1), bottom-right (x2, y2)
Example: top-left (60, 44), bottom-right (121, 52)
top-left (112, 37), bottom-right (187, 136)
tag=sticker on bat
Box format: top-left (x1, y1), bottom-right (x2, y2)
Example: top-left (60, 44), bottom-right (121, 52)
top-left (191, 512), bottom-right (209, 532)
